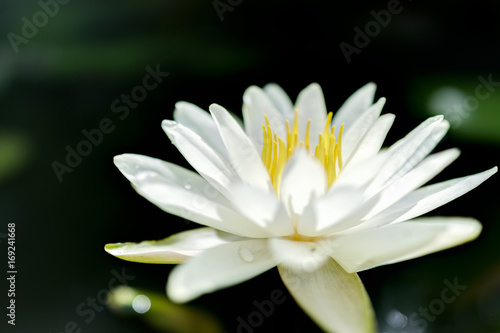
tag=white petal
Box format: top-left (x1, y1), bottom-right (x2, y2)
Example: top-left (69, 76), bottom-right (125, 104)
top-left (299, 186), bottom-right (377, 237)
top-left (387, 116), bottom-right (449, 158)
top-left (333, 151), bottom-right (388, 190)
top-left (228, 183), bottom-right (294, 236)
top-left (294, 83), bottom-right (327, 148)
top-left (370, 167), bottom-right (497, 225)
top-left (341, 97), bottom-right (386, 166)
top-left (346, 113), bottom-right (394, 167)
top-left (162, 120), bottom-right (237, 196)
top-left (270, 238), bottom-right (329, 272)
top-left (114, 154), bottom-right (271, 238)
top-left (167, 239), bottom-right (278, 303)
top-left (263, 83), bottom-right (294, 120)
top-left (114, 153), bottom-right (223, 197)
top-left (324, 217), bottom-right (482, 273)
top-left (363, 148), bottom-right (460, 222)
top-left (105, 228), bottom-right (243, 264)
top-left (366, 116), bottom-right (447, 196)
top-left (280, 150), bottom-right (327, 224)
top-left (332, 82), bottom-right (377, 131)
top-left (278, 259), bottom-right (376, 333)
top-left (173, 101), bottom-right (229, 160)
top-left (210, 103), bottom-right (273, 193)
top-left (242, 85), bottom-right (286, 148)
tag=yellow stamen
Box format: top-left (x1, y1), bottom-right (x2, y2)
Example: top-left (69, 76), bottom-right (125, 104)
top-left (259, 111), bottom-right (345, 192)
top-left (261, 124), bottom-right (269, 166)
top-left (292, 109), bottom-right (298, 149)
top-left (305, 120), bottom-right (311, 152)
top-left (324, 112), bottom-right (333, 139)
top-left (265, 122), bottom-right (273, 169)
top-left (286, 120), bottom-right (291, 155)
top-left (338, 123), bottom-right (344, 170)
top-left (327, 135), bottom-right (337, 185)
top-left (275, 137), bottom-right (287, 193)
top-left (269, 134), bottom-right (278, 182)
top-left (316, 134), bottom-right (325, 165)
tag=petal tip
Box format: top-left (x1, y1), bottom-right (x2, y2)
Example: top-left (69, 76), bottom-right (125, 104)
top-left (308, 82), bottom-right (321, 89)
top-left (174, 101), bottom-right (190, 109)
top-left (208, 103), bottom-right (227, 115)
top-left (263, 82), bottom-right (280, 89)
top-left (113, 154), bottom-right (126, 164)
top-left (113, 154), bottom-right (134, 171)
top-left (104, 243), bottom-right (129, 256)
top-left (166, 274), bottom-right (193, 304)
top-left (162, 119), bottom-right (176, 128)
top-left (360, 82), bottom-right (377, 96)
top-left (483, 166), bottom-right (498, 178)
top-left (301, 82), bottom-right (323, 95)
top-left (243, 85), bottom-right (264, 101)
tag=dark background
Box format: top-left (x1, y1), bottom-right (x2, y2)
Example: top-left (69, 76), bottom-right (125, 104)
top-left (1, 0), bottom-right (499, 332)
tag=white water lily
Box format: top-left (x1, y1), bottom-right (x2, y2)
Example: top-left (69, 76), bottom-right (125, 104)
top-left (106, 82), bottom-right (496, 333)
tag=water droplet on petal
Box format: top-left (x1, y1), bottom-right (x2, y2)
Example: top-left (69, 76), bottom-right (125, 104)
top-left (184, 184), bottom-right (192, 190)
top-left (136, 171), bottom-right (156, 181)
top-left (238, 246), bottom-right (254, 262)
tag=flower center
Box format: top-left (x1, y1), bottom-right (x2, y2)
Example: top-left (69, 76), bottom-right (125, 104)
top-left (261, 110), bottom-right (344, 192)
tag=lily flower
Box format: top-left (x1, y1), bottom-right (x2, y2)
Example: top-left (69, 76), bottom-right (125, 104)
top-left (106, 83), bottom-right (496, 333)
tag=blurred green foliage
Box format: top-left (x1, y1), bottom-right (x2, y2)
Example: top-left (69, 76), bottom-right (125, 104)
top-left (410, 74), bottom-right (500, 144)
top-left (108, 286), bottom-right (224, 333)
top-left (0, 131), bottom-right (30, 182)
top-left (1, 0), bottom-right (500, 332)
